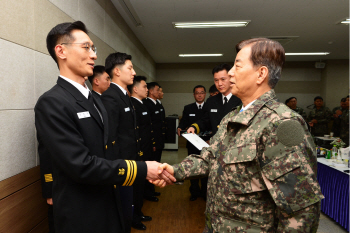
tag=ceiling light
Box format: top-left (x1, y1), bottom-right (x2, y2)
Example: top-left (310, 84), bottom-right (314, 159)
top-left (286, 52), bottom-right (330, 56)
top-left (179, 54), bottom-right (223, 57)
top-left (173, 21), bottom-right (250, 28)
top-left (341, 18), bottom-right (350, 24)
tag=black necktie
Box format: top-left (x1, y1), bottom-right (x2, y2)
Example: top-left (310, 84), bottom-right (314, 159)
top-left (88, 92), bottom-right (103, 123)
top-left (198, 105), bottom-right (202, 110)
top-left (224, 97), bottom-right (228, 105)
top-left (88, 92), bottom-right (94, 105)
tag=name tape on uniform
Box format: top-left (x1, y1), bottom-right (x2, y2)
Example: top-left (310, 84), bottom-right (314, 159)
top-left (142, 112), bottom-right (148, 115)
top-left (77, 111), bottom-right (91, 119)
top-left (155, 111), bottom-right (159, 114)
top-left (125, 107), bottom-right (130, 112)
top-left (211, 109), bottom-right (218, 112)
top-left (189, 114), bottom-right (196, 116)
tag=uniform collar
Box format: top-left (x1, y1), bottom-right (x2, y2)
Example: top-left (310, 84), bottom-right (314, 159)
top-left (229, 89), bottom-right (276, 126)
top-left (196, 102), bottom-right (204, 108)
top-left (111, 82), bottom-right (127, 96)
top-left (59, 75), bottom-right (90, 99)
top-left (147, 97), bottom-right (157, 105)
top-left (222, 92), bottom-right (232, 102)
top-left (132, 96), bottom-right (143, 104)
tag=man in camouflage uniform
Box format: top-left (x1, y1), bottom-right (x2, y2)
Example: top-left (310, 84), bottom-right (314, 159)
top-left (285, 97), bottom-right (307, 120)
top-left (335, 96), bottom-right (349, 146)
top-left (307, 96), bottom-right (332, 136)
top-left (154, 38), bottom-right (324, 232)
top-left (332, 97), bottom-right (348, 138)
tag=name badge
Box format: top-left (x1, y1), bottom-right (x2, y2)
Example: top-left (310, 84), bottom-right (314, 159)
top-left (161, 109), bottom-right (163, 111)
top-left (125, 107), bottom-right (130, 112)
top-left (211, 109), bottom-right (218, 112)
top-left (142, 112), bottom-right (148, 115)
top-left (155, 111), bottom-right (159, 114)
top-left (77, 111), bottom-right (91, 119)
top-left (189, 114), bottom-right (195, 116)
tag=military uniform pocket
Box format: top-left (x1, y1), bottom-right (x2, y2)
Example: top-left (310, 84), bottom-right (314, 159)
top-left (223, 143), bottom-right (266, 194)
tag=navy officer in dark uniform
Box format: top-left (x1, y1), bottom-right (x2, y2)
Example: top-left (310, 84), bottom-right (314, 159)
top-left (88, 65), bottom-right (110, 98)
top-left (187, 64), bottom-right (241, 136)
top-left (177, 85), bottom-right (207, 201)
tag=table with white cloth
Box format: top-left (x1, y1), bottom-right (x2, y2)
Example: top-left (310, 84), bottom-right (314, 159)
top-left (317, 158), bottom-right (349, 231)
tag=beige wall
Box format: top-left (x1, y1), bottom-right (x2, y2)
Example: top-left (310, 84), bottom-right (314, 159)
top-left (0, 0), bottom-right (156, 181)
top-left (157, 60), bottom-right (349, 117)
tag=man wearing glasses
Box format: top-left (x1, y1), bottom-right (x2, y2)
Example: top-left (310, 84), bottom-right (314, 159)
top-left (35, 21), bottom-right (174, 233)
top-left (177, 85), bottom-right (207, 201)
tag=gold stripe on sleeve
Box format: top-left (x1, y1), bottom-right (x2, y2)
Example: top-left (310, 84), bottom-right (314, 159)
top-left (128, 161), bottom-right (138, 186)
top-left (44, 174), bottom-right (53, 182)
top-left (122, 160), bottom-right (131, 186)
top-left (192, 123), bottom-right (200, 134)
top-left (126, 161), bottom-right (134, 186)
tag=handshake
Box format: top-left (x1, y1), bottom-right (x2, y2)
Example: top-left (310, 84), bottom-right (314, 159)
top-left (145, 161), bottom-right (176, 187)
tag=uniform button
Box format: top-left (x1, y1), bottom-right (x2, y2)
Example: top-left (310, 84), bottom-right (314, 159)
top-left (137, 126), bottom-right (139, 129)
top-left (105, 145), bottom-right (108, 150)
top-left (151, 131), bottom-right (153, 133)
top-left (139, 138), bottom-right (141, 141)
top-left (137, 140), bottom-right (139, 142)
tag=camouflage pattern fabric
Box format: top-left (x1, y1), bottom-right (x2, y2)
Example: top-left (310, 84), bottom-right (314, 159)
top-left (291, 106), bottom-right (307, 120)
top-left (307, 107), bottom-right (332, 136)
top-left (173, 90), bottom-right (324, 233)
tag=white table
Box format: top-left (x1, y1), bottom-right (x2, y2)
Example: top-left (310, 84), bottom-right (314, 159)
top-left (317, 158), bottom-right (349, 175)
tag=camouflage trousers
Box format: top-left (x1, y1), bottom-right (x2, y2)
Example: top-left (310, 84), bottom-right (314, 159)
top-left (203, 202), bottom-right (320, 233)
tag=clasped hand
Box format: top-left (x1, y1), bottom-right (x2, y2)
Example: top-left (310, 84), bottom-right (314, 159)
top-left (145, 161), bottom-right (175, 188)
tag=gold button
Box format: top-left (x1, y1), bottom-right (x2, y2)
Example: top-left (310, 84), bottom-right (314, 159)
top-left (139, 138), bottom-right (141, 141)
top-left (151, 131), bottom-right (153, 133)
top-left (137, 140), bottom-right (138, 142)
top-left (105, 145), bottom-right (108, 150)
top-left (217, 125), bottom-right (219, 128)
top-left (112, 141), bottom-right (115, 145)
top-left (137, 126), bottom-right (139, 129)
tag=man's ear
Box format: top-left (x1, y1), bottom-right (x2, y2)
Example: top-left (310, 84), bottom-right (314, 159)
top-left (133, 86), bottom-right (138, 94)
top-left (256, 66), bottom-right (269, 85)
top-left (94, 77), bottom-right (99, 86)
top-left (113, 66), bottom-right (121, 77)
top-left (55, 44), bottom-right (67, 60)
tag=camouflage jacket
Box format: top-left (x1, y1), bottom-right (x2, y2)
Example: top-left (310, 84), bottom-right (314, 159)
top-left (173, 90), bottom-right (324, 233)
top-left (307, 106), bottom-right (332, 136)
top-left (291, 106), bottom-right (307, 120)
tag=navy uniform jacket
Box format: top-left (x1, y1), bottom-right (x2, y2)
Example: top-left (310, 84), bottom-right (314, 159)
top-left (101, 84), bottom-right (141, 161)
top-left (144, 98), bottom-right (164, 150)
top-left (191, 93), bottom-right (241, 136)
top-left (157, 100), bottom-right (167, 139)
top-left (178, 102), bottom-right (206, 153)
top-left (131, 97), bottom-right (155, 161)
top-left (35, 77), bottom-right (146, 233)
top-left (92, 90), bottom-right (101, 99)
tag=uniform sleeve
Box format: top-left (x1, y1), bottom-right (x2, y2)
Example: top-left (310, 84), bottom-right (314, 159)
top-left (258, 118), bottom-right (323, 216)
top-left (35, 95), bottom-right (147, 187)
top-left (317, 108), bottom-right (332, 125)
top-left (38, 150), bottom-right (53, 198)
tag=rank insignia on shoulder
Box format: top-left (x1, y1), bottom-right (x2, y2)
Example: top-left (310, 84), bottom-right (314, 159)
top-left (119, 168), bottom-right (125, 175)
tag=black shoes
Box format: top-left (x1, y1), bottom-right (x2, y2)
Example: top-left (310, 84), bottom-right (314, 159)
top-left (132, 222), bottom-right (146, 230)
top-left (190, 196), bottom-right (197, 201)
top-left (140, 215), bottom-right (152, 222)
top-left (144, 196), bottom-right (159, 202)
top-left (153, 192), bottom-right (161, 196)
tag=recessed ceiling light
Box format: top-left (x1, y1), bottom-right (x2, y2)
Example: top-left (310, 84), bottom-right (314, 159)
top-left (179, 54), bottom-right (223, 57)
top-left (173, 21), bottom-right (250, 28)
top-left (336, 17), bottom-right (349, 25)
top-left (286, 52), bottom-right (330, 56)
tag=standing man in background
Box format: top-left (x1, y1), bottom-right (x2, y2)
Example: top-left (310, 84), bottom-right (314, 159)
top-left (209, 84), bottom-right (219, 97)
top-left (307, 96), bottom-right (332, 136)
top-left (128, 76), bottom-right (154, 230)
top-left (88, 65), bottom-right (110, 98)
top-left (35, 21), bottom-right (170, 233)
top-left (101, 52), bottom-right (140, 233)
top-left (187, 64), bottom-right (241, 138)
top-left (177, 85), bottom-right (207, 201)
top-left (285, 97), bottom-right (307, 120)
top-left (144, 82), bottom-right (163, 200)
top-left (157, 86), bottom-right (167, 142)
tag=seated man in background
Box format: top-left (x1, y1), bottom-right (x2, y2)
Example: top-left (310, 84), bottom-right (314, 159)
top-left (156, 38), bottom-right (324, 232)
top-left (285, 96), bottom-right (307, 120)
top-left (307, 96), bottom-right (332, 136)
top-left (177, 85), bottom-right (207, 201)
top-left (88, 65), bottom-right (110, 97)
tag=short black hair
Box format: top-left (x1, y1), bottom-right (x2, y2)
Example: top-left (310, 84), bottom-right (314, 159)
top-left (88, 65), bottom-right (106, 85)
top-left (46, 21), bottom-right (88, 64)
top-left (341, 98), bottom-right (346, 102)
top-left (147, 82), bottom-right (160, 91)
top-left (105, 52), bottom-right (132, 78)
top-left (212, 63), bottom-right (232, 75)
top-left (193, 85), bottom-right (206, 93)
top-left (285, 97), bottom-right (297, 105)
top-left (314, 96), bottom-right (323, 101)
top-left (209, 84), bottom-right (218, 94)
top-left (128, 76), bottom-right (147, 94)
